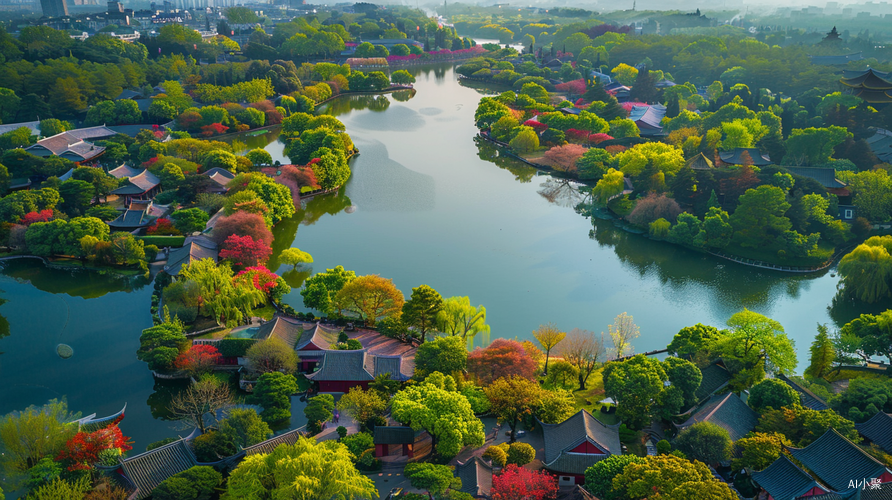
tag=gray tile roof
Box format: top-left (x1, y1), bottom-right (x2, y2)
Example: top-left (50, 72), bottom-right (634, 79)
top-left (810, 485), bottom-right (892, 500)
top-left (108, 163), bottom-right (144, 179)
top-left (294, 323), bottom-right (340, 351)
top-left (752, 455), bottom-right (828, 500)
top-left (27, 131), bottom-right (84, 154)
top-left (203, 167), bottom-right (236, 180)
top-left (243, 428), bottom-right (304, 456)
top-left (687, 152), bottom-right (714, 170)
top-left (783, 167), bottom-right (847, 189)
top-left (305, 349), bottom-right (375, 382)
top-left (120, 439), bottom-right (196, 500)
top-left (777, 374), bottom-right (829, 411)
top-left (110, 169), bottom-right (160, 195)
top-left (856, 412), bottom-right (892, 454)
top-left (372, 355), bottom-right (405, 381)
top-left (116, 89), bottom-right (144, 100)
top-left (107, 209), bottom-right (148, 228)
top-left (455, 456), bottom-right (492, 498)
top-left (719, 148), bottom-right (772, 166)
top-left (373, 426), bottom-right (415, 445)
top-left (677, 392), bottom-right (758, 442)
top-left (694, 362), bottom-right (731, 402)
top-left (0, 120), bottom-right (40, 135)
top-left (539, 409), bottom-right (621, 475)
top-left (629, 104), bottom-right (666, 131)
top-left (66, 126), bottom-right (117, 141)
top-left (164, 237), bottom-right (218, 276)
top-left (254, 316), bottom-right (306, 348)
top-left (788, 428), bottom-right (892, 492)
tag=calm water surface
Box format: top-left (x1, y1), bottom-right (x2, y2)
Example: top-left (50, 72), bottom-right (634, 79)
top-left (0, 63), bottom-right (875, 451)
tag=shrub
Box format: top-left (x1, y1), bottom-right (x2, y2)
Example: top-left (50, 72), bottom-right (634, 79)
top-left (191, 430), bottom-right (235, 462)
top-left (217, 338), bottom-right (257, 357)
top-left (483, 445), bottom-right (507, 466)
top-left (506, 442), bottom-right (535, 466)
top-left (146, 437), bottom-right (178, 451)
top-left (151, 465), bottom-right (222, 500)
top-left (656, 439), bottom-right (671, 454)
top-left (336, 426), bottom-right (348, 439)
top-left (583, 455), bottom-right (646, 500)
top-left (749, 378), bottom-right (801, 412)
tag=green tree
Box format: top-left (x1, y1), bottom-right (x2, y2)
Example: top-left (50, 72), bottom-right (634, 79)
top-left (533, 323), bottom-right (565, 375)
top-left (696, 207), bottom-right (733, 249)
top-left (225, 437), bottom-right (378, 500)
top-left (602, 354), bottom-right (667, 429)
top-left (218, 408), bottom-right (272, 451)
top-left (714, 309), bottom-right (797, 387)
top-left (667, 323), bottom-right (723, 360)
top-left (152, 466), bottom-right (222, 500)
top-left (202, 150), bottom-right (238, 172)
top-left (838, 236), bottom-right (892, 303)
top-left (390, 70), bottom-right (415, 85)
top-left (506, 442), bottom-right (536, 466)
top-left (748, 378), bottom-right (800, 412)
top-left (38, 119), bottom-right (71, 137)
top-left (828, 378), bottom-right (892, 423)
top-left (58, 179), bottom-right (94, 216)
top-left (337, 387), bottom-right (387, 431)
top-left (783, 126), bottom-right (852, 166)
top-left (304, 394), bottom-right (335, 434)
top-left (402, 284), bottom-right (443, 340)
top-left (245, 337), bottom-right (298, 374)
top-left (334, 274), bottom-right (404, 326)
top-left (159, 163), bottom-right (185, 190)
top-left (584, 455), bottom-right (647, 500)
top-left (251, 372), bottom-right (298, 423)
top-left (730, 185), bottom-right (792, 248)
top-left (435, 296), bottom-right (490, 341)
top-left (612, 454), bottom-right (736, 500)
top-left (301, 265), bottom-right (356, 314)
top-left (756, 405), bottom-right (859, 446)
top-left (0, 399), bottom-right (79, 474)
top-left (23, 477), bottom-right (90, 500)
top-left (483, 376), bottom-right (544, 442)
top-left (414, 336), bottom-right (467, 377)
top-left (805, 324), bottom-right (836, 378)
top-left (180, 258), bottom-right (265, 326)
top-left (508, 127), bottom-right (539, 154)
top-left (171, 208), bottom-right (209, 234)
top-left (391, 379), bottom-right (484, 458)
top-left (674, 421), bottom-right (732, 465)
top-left (246, 148), bottom-right (272, 166)
top-left (137, 319), bottom-right (189, 371)
top-left (577, 148), bottom-right (611, 180)
top-left (731, 432), bottom-right (791, 472)
top-left (280, 247), bottom-right (313, 268)
top-left (404, 463), bottom-right (460, 497)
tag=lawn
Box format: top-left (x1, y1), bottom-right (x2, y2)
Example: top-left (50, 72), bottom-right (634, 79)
top-left (570, 366), bottom-right (619, 425)
top-left (252, 304), bottom-right (276, 321)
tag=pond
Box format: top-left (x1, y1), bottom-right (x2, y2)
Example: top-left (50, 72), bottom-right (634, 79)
top-left (0, 62), bottom-right (877, 453)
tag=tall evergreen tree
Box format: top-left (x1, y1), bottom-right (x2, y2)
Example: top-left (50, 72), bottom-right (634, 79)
top-left (805, 324), bottom-right (835, 378)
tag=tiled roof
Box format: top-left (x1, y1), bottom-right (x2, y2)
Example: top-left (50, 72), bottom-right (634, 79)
top-left (164, 237), bottom-right (218, 276)
top-left (305, 349), bottom-right (375, 382)
top-left (203, 167), bottom-right (236, 180)
top-left (687, 152), bottom-right (714, 170)
top-left (777, 374), bottom-right (829, 411)
top-left (783, 167), bottom-right (847, 189)
top-left (294, 323), bottom-right (341, 351)
top-left (811, 52), bottom-right (864, 65)
top-left (677, 392), bottom-right (758, 441)
top-left (556, 485), bottom-right (598, 500)
top-left (66, 126), bottom-right (117, 141)
top-left (694, 362), bottom-right (732, 402)
top-left (867, 130), bottom-right (892, 163)
top-left (373, 426), bottom-right (415, 445)
top-left (856, 412), bottom-right (892, 454)
top-left (455, 456), bottom-right (493, 498)
top-left (0, 120), bottom-right (40, 135)
top-left (752, 455), bottom-right (828, 500)
top-left (110, 169), bottom-right (160, 195)
top-left (108, 164), bottom-right (144, 179)
top-left (628, 104), bottom-right (666, 130)
top-left (840, 69), bottom-right (892, 89)
top-left (120, 439), bottom-right (196, 500)
top-left (540, 410), bottom-right (621, 475)
top-left (371, 355), bottom-right (406, 381)
top-left (810, 485), bottom-right (892, 500)
top-left (719, 148), bottom-right (772, 166)
top-left (255, 316), bottom-right (306, 348)
top-left (788, 428), bottom-right (892, 492)
top-left (58, 167), bottom-right (75, 181)
top-left (243, 428), bottom-right (304, 456)
top-left (116, 89), bottom-right (144, 100)
top-left (107, 209), bottom-right (148, 228)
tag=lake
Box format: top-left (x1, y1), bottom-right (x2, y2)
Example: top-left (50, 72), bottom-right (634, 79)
top-left (0, 63), bottom-right (873, 451)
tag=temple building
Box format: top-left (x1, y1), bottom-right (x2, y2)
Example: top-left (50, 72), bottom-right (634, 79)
top-left (840, 69), bottom-right (892, 104)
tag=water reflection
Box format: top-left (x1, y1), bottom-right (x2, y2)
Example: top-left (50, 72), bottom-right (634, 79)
top-left (474, 137), bottom-right (536, 183)
top-left (343, 139), bottom-right (435, 212)
top-left (538, 178), bottom-right (587, 208)
top-left (350, 104), bottom-right (425, 132)
top-left (0, 258), bottom-right (148, 299)
top-left (323, 94), bottom-right (396, 117)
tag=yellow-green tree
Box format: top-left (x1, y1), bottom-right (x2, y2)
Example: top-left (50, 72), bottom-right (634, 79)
top-left (334, 274), bottom-right (404, 326)
top-left (611, 63), bottom-right (639, 86)
top-left (838, 236), bottom-right (892, 303)
top-left (508, 126), bottom-right (540, 154)
top-left (592, 168), bottom-right (625, 205)
top-left (533, 323), bottom-right (566, 375)
top-left (436, 296), bottom-right (490, 342)
top-left (224, 438), bottom-right (378, 500)
top-left (612, 454), bottom-right (736, 500)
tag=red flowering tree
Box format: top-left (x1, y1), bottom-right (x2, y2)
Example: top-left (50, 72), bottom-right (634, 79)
top-left (212, 212), bottom-right (274, 246)
top-left (280, 164), bottom-right (319, 189)
top-left (564, 129), bottom-right (592, 144)
top-left (146, 218), bottom-right (181, 235)
top-left (467, 339), bottom-right (538, 385)
top-left (174, 344), bottom-right (221, 376)
top-left (589, 133), bottom-right (614, 145)
top-left (200, 123), bottom-right (229, 137)
top-left (56, 415), bottom-right (133, 471)
top-left (234, 266), bottom-right (284, 298)
top-left (21, 209), bottom-right (54, 225)
top-left (522, 119), bottom-right (548, 133)
top-left (220, 234), bottom-right (273, 268)
top-left (555, 79), bottom-right (586, 95)
top-left (605, 145), bottom-right (627, 155)
top-left (543, 144), bottom-right (587, 173)
top-left (492, 465), bottom-right (558, 500)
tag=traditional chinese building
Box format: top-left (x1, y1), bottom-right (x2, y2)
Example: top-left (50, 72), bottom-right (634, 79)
top-left (676, 392), bottom-right (758, 442)
top-left (538, 409), bottom-right (621, 486)
top-left (455, 456), bottom-right (493, 498)
top-left (305, 349), bottom-right (408, 393)
top-left (788, 428), bottom-right (892, 492)
top-left (856, 412), bottom-right (892, 455)
top-left (752, 455), bottom-right (831, 500)
top-left (840, 69), bottom-right (892, 104)
top-left (109, 168), bottom-right (161, 204)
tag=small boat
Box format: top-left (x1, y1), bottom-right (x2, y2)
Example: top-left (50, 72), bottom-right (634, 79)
top-left (246, 129), bottom-right (267, 137)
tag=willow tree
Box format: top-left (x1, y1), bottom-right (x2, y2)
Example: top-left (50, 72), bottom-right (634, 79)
top-left (179, 258), bottom-right (265, 327)
top-left (592, 168), bottom-right (625, 206)
top-left (225, 438), bottom-right (378, 500)
top-left (0, 399), bottom-right (79, 476)
top-left (838, 236), bottom-right (892, 304)
top-left (715, 309), bottom-right (796, 388)
top-left (436, 296), bottom-right (490, 342)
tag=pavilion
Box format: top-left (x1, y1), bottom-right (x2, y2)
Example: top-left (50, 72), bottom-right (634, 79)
top-left (538, 409), bottom-right (621, 486)
top-left (840, 69), bottom-right (892, 104)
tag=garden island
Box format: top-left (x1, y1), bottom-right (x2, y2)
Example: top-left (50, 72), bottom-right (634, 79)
top-left (1, 2), bottom-right (892, 500)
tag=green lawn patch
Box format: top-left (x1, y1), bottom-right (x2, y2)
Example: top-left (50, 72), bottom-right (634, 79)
top-left (722, 240), bottom-right (835, 268)
top-left (138, 235), bottom-right (186, 247)
top-left (252, 304), bottom-right (276, 320)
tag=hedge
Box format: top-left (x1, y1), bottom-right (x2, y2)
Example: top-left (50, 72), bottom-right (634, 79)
top-left (137, 235), bottom-right (186, 247)
top-left (218, 338), bottom-right (258, 357)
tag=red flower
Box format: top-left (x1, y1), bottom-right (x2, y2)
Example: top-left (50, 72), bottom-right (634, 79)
top-left (492, 465), bottom-right (558, 500)
top-left (21, 209), bottom-right (54, 225)
top-left (56, 416), bottom-right (132, 471)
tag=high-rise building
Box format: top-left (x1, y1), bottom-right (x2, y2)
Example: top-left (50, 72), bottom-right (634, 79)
top-left (40, 0), bottom-right (68, 17)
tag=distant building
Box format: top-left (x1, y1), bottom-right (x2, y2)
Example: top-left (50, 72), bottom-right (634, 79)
top-left (24, 132), bottom-right (105, 163)
top-left (718, 147), bottom-right (772, 166)
top-left (628, 104), bottom-right (667, 137)
top-left (40, 0), bottom-right (68, 18)
top-left (840, 68), bottom-right (892, 104)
